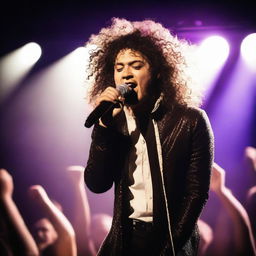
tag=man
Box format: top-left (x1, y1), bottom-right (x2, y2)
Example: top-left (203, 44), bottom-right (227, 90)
top-left (84, 18), bottom-right (214, 256)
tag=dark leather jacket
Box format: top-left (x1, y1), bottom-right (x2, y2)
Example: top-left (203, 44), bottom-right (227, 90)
top-left (84, 104), bottom-right (214, 256)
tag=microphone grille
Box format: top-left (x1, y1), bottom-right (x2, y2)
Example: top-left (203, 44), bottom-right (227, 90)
top-left (117, 84), bottom-right (130, 97)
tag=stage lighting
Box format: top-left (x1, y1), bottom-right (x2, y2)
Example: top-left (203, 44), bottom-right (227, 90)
top-left (198, 36), bottom-right (230, 69)
top-left (19, 42), bottom-right (42, 66)
top-left (241, 33), bottom-right (256, 70)
top-left (0, 42), bottom-right (42, 103)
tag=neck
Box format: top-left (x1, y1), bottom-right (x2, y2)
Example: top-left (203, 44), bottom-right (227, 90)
top-left (129, 96), bottom-right (157, 118)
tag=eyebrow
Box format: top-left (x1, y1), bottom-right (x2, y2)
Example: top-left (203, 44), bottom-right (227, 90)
top-left (115, 60), bottom-right (145, 66)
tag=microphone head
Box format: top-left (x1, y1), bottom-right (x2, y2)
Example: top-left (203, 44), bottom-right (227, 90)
top-left (117, 84), bottom-right (131, 97)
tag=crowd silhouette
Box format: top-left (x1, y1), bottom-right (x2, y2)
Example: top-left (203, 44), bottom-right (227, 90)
top-left (1, 147), bottom-right (256, 255)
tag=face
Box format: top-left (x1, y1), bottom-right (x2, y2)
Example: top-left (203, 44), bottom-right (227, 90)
top-left (32, 218), bottom-right (58, 251)
top-left (114, 49), bottom-right (152, 105)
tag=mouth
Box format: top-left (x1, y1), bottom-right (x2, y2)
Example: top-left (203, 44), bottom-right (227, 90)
top-left (125, 82), bottom-right (137, 89)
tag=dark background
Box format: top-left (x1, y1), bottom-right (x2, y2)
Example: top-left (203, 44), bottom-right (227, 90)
top-left (1, 0), bottom-right (256, 230)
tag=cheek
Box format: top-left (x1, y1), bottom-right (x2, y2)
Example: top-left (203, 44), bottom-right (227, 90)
top-left (139, 74), bottom-right (151, 91)
top-left (114, 72), bottom-right (121, 84)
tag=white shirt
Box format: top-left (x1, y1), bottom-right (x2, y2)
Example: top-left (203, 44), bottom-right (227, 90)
top-left (124, 103), bottom-right (163, 222)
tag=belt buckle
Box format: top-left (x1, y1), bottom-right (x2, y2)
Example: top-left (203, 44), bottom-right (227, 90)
top-left (132, 219), bottom-right (152, 231)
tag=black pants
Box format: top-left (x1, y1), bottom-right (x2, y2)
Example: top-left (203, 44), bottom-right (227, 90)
top-left (126, 219), bottom-right (165, 256)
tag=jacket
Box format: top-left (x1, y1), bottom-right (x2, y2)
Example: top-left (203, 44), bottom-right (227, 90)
top-left (84, 103), bottom-right (214, 256)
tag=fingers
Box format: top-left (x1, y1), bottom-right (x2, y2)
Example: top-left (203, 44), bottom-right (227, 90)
top-left (212, 162), bottom-right (225, 175)
top-left (96, 87), bottom-right (120, 106)
top-left (66, 165), bottom-right (84, 183)
top-left (28, 185), bottom-right (48, 202)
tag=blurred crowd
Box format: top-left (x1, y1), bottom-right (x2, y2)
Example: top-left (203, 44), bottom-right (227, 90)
top-left (1, 146), bottom-right (256, 256)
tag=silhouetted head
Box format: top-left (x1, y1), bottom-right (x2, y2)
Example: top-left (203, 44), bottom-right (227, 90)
top-left (32, 218), bottom-right (57, 252)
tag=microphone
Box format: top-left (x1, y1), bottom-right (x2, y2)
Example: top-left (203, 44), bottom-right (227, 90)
top-left (84, 84), bottom-right (132, 128)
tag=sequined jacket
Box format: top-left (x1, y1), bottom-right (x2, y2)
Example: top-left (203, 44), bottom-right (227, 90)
top-left (84, 104), bottom-right (214, 256)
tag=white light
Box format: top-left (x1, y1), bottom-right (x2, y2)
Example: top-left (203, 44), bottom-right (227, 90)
top-left (198, 36), bottom-right (230, 69)
top-left (195, 36), bottom-right (229, 101)
top-left (19, 42), bottom-right (42, 66)
top-left (73, 46), bottom-right (88, 56)
top-left (241, 33), bottom-right (256, 70)
top-left (0, 42), bottom-right (42, 103)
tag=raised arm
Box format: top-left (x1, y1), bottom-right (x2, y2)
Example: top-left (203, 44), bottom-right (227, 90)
top-left (0, 169), bottom-right (39, 256)
top-left (210, 162), bottom-right (256, 255)
top-left (67, 165), bottom-right (96, 256)
top-left (28, 185), bottom-right (77, 256)
top-left (245, 146), bottom-right (256, 172)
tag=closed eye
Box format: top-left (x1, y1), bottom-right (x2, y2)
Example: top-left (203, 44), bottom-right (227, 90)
top-left (133, 65), bottom-right (143, 70)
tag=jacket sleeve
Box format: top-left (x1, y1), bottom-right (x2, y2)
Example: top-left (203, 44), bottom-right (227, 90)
top-left (84, 124), bottom-right (128, 193)
top-left (173, 110), bottom-right (214, 251)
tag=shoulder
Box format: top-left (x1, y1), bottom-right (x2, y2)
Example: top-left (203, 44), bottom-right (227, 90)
top-left (171, 104), bottom-right (208, 121)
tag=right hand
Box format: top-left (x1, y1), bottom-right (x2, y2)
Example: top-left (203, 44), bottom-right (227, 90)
top-left (96, 87), bottom-right (124, 125)
top-left (0, 169), bottom-right (14, 198)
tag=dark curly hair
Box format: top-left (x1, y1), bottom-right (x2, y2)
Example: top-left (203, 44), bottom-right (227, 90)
top-left (85, 18), bottom-right (202, 107)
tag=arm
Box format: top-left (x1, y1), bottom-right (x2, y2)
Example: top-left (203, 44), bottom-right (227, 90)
top-left (173, 110), bottom-right (214, 250)
top-left (210, 162), bottom-right (256, 255)
top-left (84, 86), bottom-right (128, 193)
top-left (67, 165), bottom-right (96, 256)
top-left (28, 185), bottom-right (77, 256)
top-left (0, 169), bottom-right (39, 256)
top-left (245, 146), bottom-right (256, 172)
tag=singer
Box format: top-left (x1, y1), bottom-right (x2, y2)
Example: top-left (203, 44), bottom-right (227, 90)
top-left (84, 18), bottom-right (214, 256)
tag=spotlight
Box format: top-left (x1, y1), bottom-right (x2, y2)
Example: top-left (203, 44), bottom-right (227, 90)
top-left (198, 36), bottom-right (230, 69)
top-left (0, 42), bottom-right (42, 102)
top-left (241, 33), bottom-right (256, 70)
top-left (19, 42), bottom-right (42, 66)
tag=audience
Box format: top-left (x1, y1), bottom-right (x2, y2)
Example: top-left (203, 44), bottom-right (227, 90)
top-left (0, 167), bottom-right (112, 256)
top-left (197, 218), bottom-right (213, 256)
top-left (28, 185), bottom-right (77, 256)
top-left (245, 146), bottom-right (256, 243)
top-left (66, 165), bottom-right (96, 256)
top-left (0, 169), bottom-right (39, 256)
top-left (207, 162), bottom-right (256, 255)
top-left (1, 149), bottom-right (256, 255)
top-left (90, 213), bottom-right (112, 252)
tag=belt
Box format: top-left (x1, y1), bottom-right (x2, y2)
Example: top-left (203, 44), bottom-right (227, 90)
top-left (129, 219), bottom-right (154, 232)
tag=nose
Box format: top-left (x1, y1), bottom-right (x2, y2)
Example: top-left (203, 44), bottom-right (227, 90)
top-left (122, 66), bottom-right (133, 80)
top-left (122, 74), bottom-right (133, 80)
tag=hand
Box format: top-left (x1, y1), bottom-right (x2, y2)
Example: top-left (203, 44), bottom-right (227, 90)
top-left (96, 86), bottom-right (122, 105)
top-left (0, 169), bottom-right (14, 198)
top-left (66, 165), bottom-right (84, 184)
top-left (245, 146), bottom-right (256, 171)
top-left (28, 185), bottom-right (50, 205)
top-left (96, 87), bottom-right (124, 127)
top-left (210, 162), bottom-right (226, 194)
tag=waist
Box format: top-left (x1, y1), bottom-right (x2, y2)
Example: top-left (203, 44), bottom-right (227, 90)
top-left (128, 218), bottom-right (154, 232)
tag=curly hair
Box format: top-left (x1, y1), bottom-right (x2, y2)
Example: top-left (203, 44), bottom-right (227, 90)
top-left (85, 18), bottom-right (202, 107)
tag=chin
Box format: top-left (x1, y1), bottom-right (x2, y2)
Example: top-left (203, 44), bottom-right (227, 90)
top-left (124, 89), bottom-right (139, 105)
